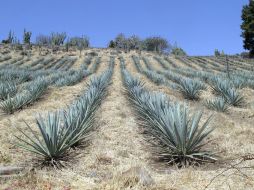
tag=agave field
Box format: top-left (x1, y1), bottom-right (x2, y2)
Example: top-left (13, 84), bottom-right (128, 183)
top-left (1, 48), bottom-right (254, 189)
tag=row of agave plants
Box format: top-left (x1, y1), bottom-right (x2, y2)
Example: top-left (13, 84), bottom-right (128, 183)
top-left (132, 55), bottom-right (177, 89)
top-left (0, 55), bottom-right (100, 114)
top-left (153, 56), bottom-right (246, 111)
top-left (176, 56), bottom-right (225, 73)
top-left (0, 55), bottom-right (12, 62)
top-left (207, 56), bottom-right (254, 72)
top-left (0, 56), bottom-right (70, 83)
top-left (174, 55), bottom-right (254, 90)
top-left (132, 55), bottom-right (206, 100)
top-left (15, 57), bottom-right (115, 167)
top-left (120, 57), bottom-right (216, 167)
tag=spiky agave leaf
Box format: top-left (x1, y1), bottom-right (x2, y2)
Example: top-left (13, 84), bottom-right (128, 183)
top-left (178, 79), bottom-right (206, 100)
top-left (206, 97), bottom-right (229, 112)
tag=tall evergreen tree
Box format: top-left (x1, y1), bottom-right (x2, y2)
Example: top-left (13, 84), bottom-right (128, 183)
top-left (241, 0), bottom-right (254, 57)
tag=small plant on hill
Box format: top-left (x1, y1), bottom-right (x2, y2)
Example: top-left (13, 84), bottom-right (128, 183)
top-left (206, 97), bottom-right (229, 112)
top-left (178, 79), bottom-right (205, 100)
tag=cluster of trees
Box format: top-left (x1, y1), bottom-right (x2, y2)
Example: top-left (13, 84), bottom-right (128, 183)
top-left (241, 0), bottom-right (254, 57)
top-left (108, 33), bottom-right (187, 55)
top-left (214, 49), bottom-right (225, 57)
top-left (170, 47), bottom-right (187, 56)
top-left (65, 36), bottom-right (90, 55)
top-left (1, 30), bottom-right (188, 55)
top-left (2, 29), bottom-right (32, 45)
top-left (108, 34), bottom-right (170, 53)
top-left (35, 32), bottom-right (67, 47)
top-left (1, 30), bottom-right (90, 55)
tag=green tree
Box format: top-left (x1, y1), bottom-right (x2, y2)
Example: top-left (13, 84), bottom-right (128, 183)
top-left (2, 30), bottom-right (15, 44)
top-left (171, 47), bottom-right (187, 56)
top-left (35, 34), bottom-right (51, 55)
top-left (142, 37), bottom-right (169, 53)
top-left (114, 33), bottom-right (126, 49)
top-left (128, 35), bottom-right (142, 50)
top-left (108, 40), bottom-right (116, 48)
top-left (69, 36), bottom-right (90, 56)
top-left (214, 49), bottom-right (220, 57)
top-left (36, 34), bottom-right (51, 46)
top-left (51, 32), bottom-right (67, 46)
top-left (23, 29), bottom-right (32, 44)
top-left (241, 0), bottom-right (254, 57)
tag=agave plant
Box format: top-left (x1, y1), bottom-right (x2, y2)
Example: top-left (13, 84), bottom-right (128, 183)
top-left (63, 93), bottom-right (97, 147)
top-left (0, 78), bottom-right (48, 114)
top-left (144, 103), bottom-right (215, 166)
top-left (0, 93), bottom-right (28, 114)
top-left (178, 79), bottom-right (206, 100)
top-left (26, 78), bottom-right (48, 104)
top-left (15, 112), bottom-right (80, 167)
top-left (16, 72), bottom-right (31, 83)
top-left (144, 70), bottom-right (165, 85)
top-left (210, 78), bottom-right (231, 96)
top-left (122, 66), bottom-right (216, 166)
top-left (231, 77), bottom-right (247, 89)
top-left (206, 97), bottom-right (229, 112)
top-left (0, 82), bottom-right (18, 100)
top-left (223, 88), bottom-right (245, 107)
top-left (54, 70), bottom-right (87, 87)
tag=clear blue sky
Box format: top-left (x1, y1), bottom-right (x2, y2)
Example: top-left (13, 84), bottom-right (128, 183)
top-left (0, 0), bottom-right (249, 55)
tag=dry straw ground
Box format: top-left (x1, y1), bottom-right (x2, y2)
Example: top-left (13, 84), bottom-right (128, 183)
top-left (0, 48), bottom-right (254, 190)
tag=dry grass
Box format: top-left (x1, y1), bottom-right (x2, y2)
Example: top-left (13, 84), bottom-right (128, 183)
top-left (0, 49), bottom-right (254, 189)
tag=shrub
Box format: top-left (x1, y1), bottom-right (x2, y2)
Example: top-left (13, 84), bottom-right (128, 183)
top-left (108, 40), bottom-right (116, 48)
top-left (51, 32), bottom-right (67, 46)
top-left (142, 36), bottom-right (169, 53)
top-left (171, 47), bottom-right (187, 56)
top-left (68, 36), bottom-right (89, 56)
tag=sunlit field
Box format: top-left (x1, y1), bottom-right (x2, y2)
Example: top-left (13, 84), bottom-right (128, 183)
top-left (0, 44), bottom-right (254, 189)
